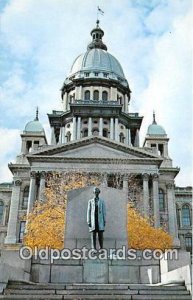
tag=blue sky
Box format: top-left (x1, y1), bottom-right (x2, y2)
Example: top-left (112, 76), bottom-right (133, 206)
top-left (0, 0), bottom-right (192, 186)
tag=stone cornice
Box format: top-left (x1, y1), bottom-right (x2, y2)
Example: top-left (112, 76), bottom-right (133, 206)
top-left (159, 167), bottom-right (180, 178)
top-left (27, 156), bottom-right (162, 166)
top-left (8, 164), bottom-right (30, 174)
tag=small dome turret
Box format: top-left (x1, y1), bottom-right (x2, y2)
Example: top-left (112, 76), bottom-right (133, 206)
top-left (147, 112), bottom-right (167, 136)
top-left (24, 108), bottom-right (45, 133)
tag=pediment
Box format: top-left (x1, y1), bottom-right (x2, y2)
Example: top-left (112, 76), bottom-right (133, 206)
top-left (30, 137), bottom-right (161, 161)
top-left (53, 143), bottom-right (136, 159)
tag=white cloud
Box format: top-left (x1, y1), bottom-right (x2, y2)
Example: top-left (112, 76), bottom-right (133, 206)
top-left (0, 128), bottom-right (20, 182)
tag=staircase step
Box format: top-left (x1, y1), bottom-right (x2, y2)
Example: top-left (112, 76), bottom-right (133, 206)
top-left (129, 284), bottom-right (186, 290)
top-left (66, 284), bottom-right (129, 290)
top-left (7, 284), bottom-right (66, 290)
top-left (5, 289), bottom-right (57, 295)
top-left (0, 295), bottom-right (192, 300)
top-left (132, 296), bottom-right (191, 300)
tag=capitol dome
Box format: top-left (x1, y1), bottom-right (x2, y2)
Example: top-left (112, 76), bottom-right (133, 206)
top-left (70, 48), bottom-right (125, 79)
top-left (62, 20), bottom-right (129, 90)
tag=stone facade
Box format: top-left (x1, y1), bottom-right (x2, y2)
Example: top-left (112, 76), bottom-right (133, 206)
top-left (0, 21), bottom-right (192, 252)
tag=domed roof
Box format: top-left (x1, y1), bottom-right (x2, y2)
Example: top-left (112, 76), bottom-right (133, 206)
top-left (70, 48), bottom-right (125, 79)
top-left (24, 108), bottom-right (45, 133)
top-left (147, 123), bottom-right (166, 136)
top-left (147, 112), bottom-right (167, 136)
top-left (25, 120), bottom-right (44, 132)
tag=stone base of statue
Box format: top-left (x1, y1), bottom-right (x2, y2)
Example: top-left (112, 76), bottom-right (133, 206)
top-left (31, 256), bottom-right (160, 284)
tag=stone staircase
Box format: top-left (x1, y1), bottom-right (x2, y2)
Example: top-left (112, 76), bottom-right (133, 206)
top-left (0, 281), bottom-right (191, 300)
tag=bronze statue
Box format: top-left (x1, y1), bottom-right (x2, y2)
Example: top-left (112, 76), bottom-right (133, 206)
top-left (87, 187), bottom-right (106, 249)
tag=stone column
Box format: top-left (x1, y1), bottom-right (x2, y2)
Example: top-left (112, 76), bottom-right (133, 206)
top-left (77, 117), bottom-right (81, 139)
top-left (90, 86), bottom-right (94, 100)
top-left (62, 126), bottom-right (66, 143)
top-left (21, 140), bottom-right (27, 154)
top-left (167, 183), bottom-right (179, 242)
top-left (110, 87), bottom-right (113, 100)
top-left (123, 175), bottom-right (129, 200)
top-left (125, 95), bottom-right (128, 113)
top-left (51, 127), bottom-right (56, 145)
top-left (152, 174), bottom-right (160, 228)
top-left (110, 118), bottom-right (114, 140)
top-left (4, 180), bottom-right (22, 244)
top-left (72, 117), bottom-right (77, 140)
top-left (79, 85), bottom-right (82, 100)
top-left (164, 143), bottom-right (169, 157)
top-left (143, 173), bottom-right (150, 217)
top-left (99, 86), bottom-right (102, 100)
top-left (59, 127), bottom-right (63, 144)
top-left (134, 129), bottom-right (140, 147)
top-left (101, 173), bottom-right (108, 187)
top-left (63, 93), bottom-right (68, 111)
top-left (39, 172), bottom-right (46, 202)
top-left (99, 117), bottom-right (103, 136)
top-left (88, 117), bottom-right (92, 136)
top-left (128, 129), bottom-right (131, 146)
top-left (125, 129), bottom-right (128, 144)
top-left (115, 118), bottom-right (119, 142)
top-left (27, 172), bottom-right (37, 215)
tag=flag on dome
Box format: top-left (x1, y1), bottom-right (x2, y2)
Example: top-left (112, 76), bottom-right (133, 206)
top-left (98, 6), bottom-right (104, 15)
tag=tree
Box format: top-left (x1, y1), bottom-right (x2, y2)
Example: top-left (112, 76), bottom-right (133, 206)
top-left (24, 172), bottom-right (102, 250)
top-left (127, 203), bottom-right (173, 251)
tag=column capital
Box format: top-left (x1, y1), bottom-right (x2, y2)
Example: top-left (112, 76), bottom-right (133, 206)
top-left (152, 173), bottom-right (159, 181)
top-left (40, 171), bottom-right (46, 179)
top-left (167, 183), bottom-right (174, 189)
top-left (30, 171), bottom-right (36, 179)
top-left (123, 174), bottom-right (129, 180)
top-left (142, 173), bottom-right (149, 181)
top-left (14, 180), bottom-right (22, 186)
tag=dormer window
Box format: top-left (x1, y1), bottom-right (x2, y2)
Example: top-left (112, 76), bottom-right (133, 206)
top-left (103, 73), bottom-right (108, 78)
top-left (95, 72), bottom-right (99, 76)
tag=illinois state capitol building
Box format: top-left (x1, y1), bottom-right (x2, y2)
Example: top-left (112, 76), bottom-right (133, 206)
top-left (0, 21), bottom-right (192, 251)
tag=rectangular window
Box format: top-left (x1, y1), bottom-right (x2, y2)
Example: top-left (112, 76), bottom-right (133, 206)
top-left (94, 72), bottom-right (98, 76)
top-left (185, 237), bottom-right (192, 253)
top-left (19, 221), bottom-right (26, 243)
top-left (84, 73), bottom-right (89, 77)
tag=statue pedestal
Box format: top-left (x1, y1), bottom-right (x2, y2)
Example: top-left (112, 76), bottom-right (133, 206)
top-left (31, 257), bottom-right (160, 284)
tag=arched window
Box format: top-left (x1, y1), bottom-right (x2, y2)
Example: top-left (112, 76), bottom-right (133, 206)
top-left (182, 205), bottom-right (191, 226)
top-left (102, 91), bottom-right (108, 101)
top-left (159, 189), bottom-right (165, 211)
top-left (66, 132), bottom-right (71, 142)
top-left (0, 201), bottom-right (4, 224)
top-left (85, 90), bottom-right (90, 101)
top-left (103, 129), bottom-right (108, 138)
top-left (82, 128), bottom-right (88, 137)
top-left (92, 128), bottom-right (99, 136)
top-left (93, 90), bottom-right (99, 101)
top-left (22, 186), bottom-right (29, 209)
top-left (119, 133), bottom-right (125, 143)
